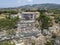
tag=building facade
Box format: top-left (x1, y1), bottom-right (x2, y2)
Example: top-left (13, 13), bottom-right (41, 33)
top-left (17, 12), bottom-right (40, 31)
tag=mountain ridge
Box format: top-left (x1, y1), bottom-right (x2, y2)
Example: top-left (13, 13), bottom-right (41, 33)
top-left (0, 3), bottom-right (60, 10)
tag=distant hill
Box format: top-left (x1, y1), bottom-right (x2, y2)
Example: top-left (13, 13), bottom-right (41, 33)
top-left (19, 3), bottom-right (60, 10)
top-left (0, 3), bottom-right (60, 11)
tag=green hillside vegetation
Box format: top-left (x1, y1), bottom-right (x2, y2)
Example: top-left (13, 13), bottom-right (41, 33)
top-left (0, 15), bottom-right (19, 31)
top-left (0, 41), bottom-right (15, 45)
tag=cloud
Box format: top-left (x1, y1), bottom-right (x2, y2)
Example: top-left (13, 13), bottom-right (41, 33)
top-left (17, 0), bottom-right (21, 4)
top-left (16, 0), bottom-right (33, 4)
top-left (27, 0), bottom-right (33, 2)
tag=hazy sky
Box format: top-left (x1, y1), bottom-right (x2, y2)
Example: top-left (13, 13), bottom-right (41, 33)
top-left (0, 0), bottom-right (60, 8)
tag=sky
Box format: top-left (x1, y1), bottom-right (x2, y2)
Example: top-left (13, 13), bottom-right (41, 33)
top-left (0, 0), bottom-right (60, 8)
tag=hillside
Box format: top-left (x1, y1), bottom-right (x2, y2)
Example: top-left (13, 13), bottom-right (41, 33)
top-left (0, 3), bottom-right (60, 11)
top-left (19, 3), bottom-right (60, 10)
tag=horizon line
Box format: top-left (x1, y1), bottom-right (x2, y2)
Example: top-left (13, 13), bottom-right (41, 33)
top-left (0, 3), bottom-right (60, 8)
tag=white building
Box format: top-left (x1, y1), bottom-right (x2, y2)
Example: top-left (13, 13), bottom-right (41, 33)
top-left (11, 12), bottom-right (40, 20)
top-left (17, 12), bottom-right (40, 30)
top-left (21, 12), bottom-right (40, 20)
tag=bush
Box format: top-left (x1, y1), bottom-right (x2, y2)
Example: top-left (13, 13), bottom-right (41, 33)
top-left (52, 34), bottom-right (56, 39)
top-left (45, 41), bottom-right (53, 45)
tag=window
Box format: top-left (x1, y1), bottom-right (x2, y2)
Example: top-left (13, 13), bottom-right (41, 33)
top-left (22, 14), bottom-right (33, 20)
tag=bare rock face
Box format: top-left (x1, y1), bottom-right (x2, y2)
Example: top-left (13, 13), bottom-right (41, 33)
top-left (35, 34), bottom-right (46, 45)
top-left (54, 30), bottom-right (60, 45)
top-left (22, 34), bottom-right (47, 45)
top-left (54, 37), bottom-right (60, 45)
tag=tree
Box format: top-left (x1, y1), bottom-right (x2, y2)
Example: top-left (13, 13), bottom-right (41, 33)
top-left (38, 13), bottom-right (52, 34)
top-left (0, 15), bottom-right (19, 31)
top-left (32, 42), bottom-right (35, 45)
top-left (54, 14), bottom-right (60, 32)
top-left (37, 10), bottom-right (47, 14)
top-left (54, 14), bottom-right (60, 24)
top-left (0, 41), bottom-right (15, 45)
top-left (45, 41), bottom-right (54, 45)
